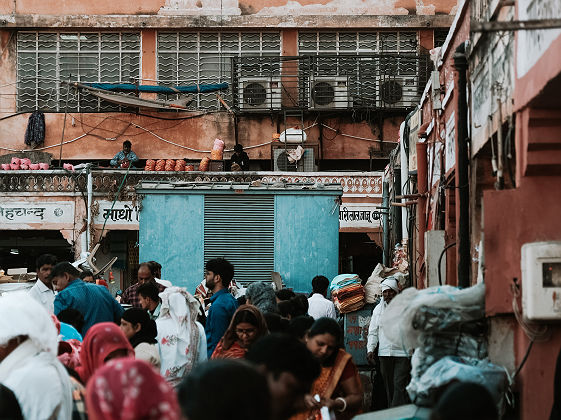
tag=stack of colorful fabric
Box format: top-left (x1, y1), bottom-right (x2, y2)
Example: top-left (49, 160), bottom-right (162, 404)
top-left (330, 274), bottom-right (365, 314)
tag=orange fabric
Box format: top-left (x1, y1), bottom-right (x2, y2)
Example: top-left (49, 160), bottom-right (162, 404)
top-left (211, 340), bottom-right (247, 360)
top-left (290, 349), bottom-right (356, 420)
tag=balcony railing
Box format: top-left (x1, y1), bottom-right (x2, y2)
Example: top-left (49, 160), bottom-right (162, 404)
top-left (0, 170), bottom-right (383, 198)
top-left (232, 54), bottom-right (431, 112)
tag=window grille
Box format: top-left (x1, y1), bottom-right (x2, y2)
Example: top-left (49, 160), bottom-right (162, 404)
top-left (17, 32), bottom-right (141, 112)
top-left (157, 32), bottom-right (282, 110)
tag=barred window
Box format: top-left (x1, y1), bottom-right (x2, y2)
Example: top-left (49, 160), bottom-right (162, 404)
top-left (157, 32), bottom-right (282, 110)
top-left (17, 32), bottom-right (141, 112)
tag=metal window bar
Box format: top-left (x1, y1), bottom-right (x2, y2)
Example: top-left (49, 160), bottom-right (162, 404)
top-left (17, 31), bottom-right (141, 112)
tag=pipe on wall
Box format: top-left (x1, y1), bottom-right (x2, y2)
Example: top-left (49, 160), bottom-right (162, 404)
top-left (453, 42), bottom-right (471, 288)
top-left (416, 140), bottom-right (428, 288)
top-left (382, 179), bottom-right (390, 266)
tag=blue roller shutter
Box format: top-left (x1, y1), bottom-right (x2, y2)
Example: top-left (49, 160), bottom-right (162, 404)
top-left (204, 194), bottom-right (275, 286)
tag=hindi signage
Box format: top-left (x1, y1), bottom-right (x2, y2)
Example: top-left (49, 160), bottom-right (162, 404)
top-left (339, 203), bottom-right (381, 229)
top-left (0, 202), bottom-right (74, 225)
top-left (94, 201), bottom-right (139, 226)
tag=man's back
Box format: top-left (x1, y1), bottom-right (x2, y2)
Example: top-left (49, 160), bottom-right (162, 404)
top-left (54, 280), bottom-right (124, 335)
top-left (307, 293), bottom-right (337, 320)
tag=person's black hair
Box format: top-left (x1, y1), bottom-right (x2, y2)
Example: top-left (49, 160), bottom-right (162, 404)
top-left (246, 333), bottom-right (320, 388)
top-left (234, 144), bottom-right (244, 153)
top-left (430, 382), bottom-right (498, 420)
top-left (138, 262), bottom-right (155, 276)
top-left (178, 360), bottom-right (271, 420)
top-left (137, 282), bottom-right (160, 302)
top-left (278, 300), bottom-right (294, 319)
top-left (205, 258), bottom-right (234, 287)
top-left (291, 294), bottom-right (309, 317)
top-left (237, 295), bottom-right (247, 306)
top-left (287, 315), bottom-right (315, 340)
top-left (312, 275), bottom-right (330, 295)
top-left (57, 308), bottom-right (85, 334)
top-left (79, 270), bottom-right (94, 280)
top-left (263, 312), bottom-right (288, 333)
top-left (276, 289), bottom-right (296, 301)
top-left (147, 261), bottom-right (162, 276)
top-left (123, 140), bottom-right (132, 148)
top-left (0, 384), bottom-right (23, 420)
top-left (36, 254), bottom-right (57, 270)
top-left (121, 308), bottom-right (157, 347)
top-left (49, 262), bottom-right (80, 280)
top-left (307, 317), bottom-right (343, 366)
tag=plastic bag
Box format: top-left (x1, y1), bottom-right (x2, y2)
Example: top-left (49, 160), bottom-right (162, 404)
top-left (381, 283), bottom-right (485, 351)
top-left (407, 355), bottom-right (509, 414)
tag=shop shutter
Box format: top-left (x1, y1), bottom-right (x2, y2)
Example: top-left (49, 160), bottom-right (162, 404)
top-left (204, 194), bottom-right (275, 286)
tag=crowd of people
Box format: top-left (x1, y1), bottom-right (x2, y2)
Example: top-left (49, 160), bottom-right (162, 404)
top-left (0, 253), bottom-right (500, 420)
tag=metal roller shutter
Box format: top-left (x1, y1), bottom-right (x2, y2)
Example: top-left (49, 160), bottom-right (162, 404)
top-left (204, 194), bottom-right (275, 286)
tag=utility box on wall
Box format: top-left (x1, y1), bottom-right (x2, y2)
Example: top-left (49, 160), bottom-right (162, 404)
top-left (136, 182), bottom-right (342, 294)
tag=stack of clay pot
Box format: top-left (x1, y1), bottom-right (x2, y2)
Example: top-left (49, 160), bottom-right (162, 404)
top-left (210, 139), bottom-right (225, 160)
top-left (1, 157), bottom-right (49, 170)
top-left (144, 159), bottom-right (156, 171)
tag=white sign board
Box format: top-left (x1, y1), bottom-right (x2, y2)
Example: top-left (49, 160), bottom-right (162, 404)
top-left (0, 202), bottom-right (74, 225)
top-left (94, 201), bottom-right (139, 226)
top-left (517, 0), bottom-right (561, 78)
top-left (339, 203), bottom-right (381, 229)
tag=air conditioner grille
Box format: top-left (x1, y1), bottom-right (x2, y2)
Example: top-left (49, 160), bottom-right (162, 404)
top-left (276, 151), bottom-right (296, 172)
top-left (380, 80), bottom-right (403, 104)
top-left (312, 82), bottom-right (336, 106)
top-left (243, 82), bottom-right (268, 106)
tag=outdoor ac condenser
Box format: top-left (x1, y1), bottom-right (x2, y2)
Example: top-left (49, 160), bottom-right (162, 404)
top-left (273, 148), bottom-right (315, 172)
top-left (238, 77), bottom-right (282, 111)
top-left (309, 76), bottom-right (349, 110)
top-left (377, 76), bottom-right (418, 109)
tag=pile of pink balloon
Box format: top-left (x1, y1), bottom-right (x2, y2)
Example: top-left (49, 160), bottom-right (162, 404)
top-left (1, 157), bottom-right (50, 171)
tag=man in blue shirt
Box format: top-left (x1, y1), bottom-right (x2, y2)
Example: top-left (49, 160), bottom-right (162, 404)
top-left (110, 140), bottom-right (139, 168)
top-left (204, 258), bottom-right (238, 357)
top-left (50, 262), bottom-right (124, 336)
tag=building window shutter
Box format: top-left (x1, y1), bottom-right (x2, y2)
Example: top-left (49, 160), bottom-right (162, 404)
top-left (204, 195), bottom-right (275, 286)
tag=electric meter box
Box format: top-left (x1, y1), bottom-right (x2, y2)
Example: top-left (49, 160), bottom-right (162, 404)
top-left (521, 241), bottom-right (561, 321)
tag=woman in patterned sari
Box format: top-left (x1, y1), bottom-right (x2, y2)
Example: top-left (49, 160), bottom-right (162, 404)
top-left (291, 317), bottom-right (363, 420)
top-left (211, 305), bottom-right (268, 360)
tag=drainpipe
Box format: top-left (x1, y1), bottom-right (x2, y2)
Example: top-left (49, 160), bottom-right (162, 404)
top-left (453, 42), bottom-right (470, 288)
top-left (382, 179), bottom-right (390, 266)
top-left (416, 140), bottom-right (428, 289)
top-left (86, 164), bottom-right (93, 252)
top-left (400, 123), bottom-right (409, 241)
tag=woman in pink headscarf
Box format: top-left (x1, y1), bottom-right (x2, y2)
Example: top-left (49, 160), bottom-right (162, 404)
top-left (76, 322), bottom-right (134, 384)
top-left (86, 359), bottom-right (181, 420)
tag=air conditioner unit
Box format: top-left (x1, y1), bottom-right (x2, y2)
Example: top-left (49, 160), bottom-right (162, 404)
top-left (238, 77), bottom-right (282, 111)
top-left (273, 148), bottom-right (315, 172)
top-left (309, 76), bottom-right (349, 109)
top-left (377, 76), bottom-right (419, 109)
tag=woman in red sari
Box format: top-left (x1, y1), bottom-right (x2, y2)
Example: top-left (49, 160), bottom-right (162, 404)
top-left (211, 305), bottom-right (268, 360)
top-left (291, 317), bottom-right (363, 420)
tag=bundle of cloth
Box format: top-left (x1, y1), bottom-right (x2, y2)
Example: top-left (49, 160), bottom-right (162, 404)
top-left (330, 274), bottom-right (365, 314)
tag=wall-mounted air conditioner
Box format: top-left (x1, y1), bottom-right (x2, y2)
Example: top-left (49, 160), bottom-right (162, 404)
top-left (273, 148), bottom-right (315, 172)
top-left (238, 77), bottom-right (282, 111)
top-left (309, 76), bottom-right (349, 110)
top-left (377, 76), bottom-right (419, 109)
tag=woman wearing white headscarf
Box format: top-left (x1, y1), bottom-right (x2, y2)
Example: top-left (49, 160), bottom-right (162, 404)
top-left (0, 292), bottom-right (72, 420)
top-left (156, 287), bottom-right (207, 386)
top-left (365, 277), bottom-right (410, 407)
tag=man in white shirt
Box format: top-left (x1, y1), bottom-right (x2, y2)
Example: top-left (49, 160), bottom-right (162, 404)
top-left (366, 277), bottom-right (410, 407)
top-left (28, 254), bottom-right (57, 313)
top-left (307, 275), bottom-right (337, 320)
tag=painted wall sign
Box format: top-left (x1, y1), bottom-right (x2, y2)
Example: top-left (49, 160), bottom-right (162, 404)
top-left (517, 0), bottom-right (561, 78)
top-left (0, 202), bottom-right (74, 225)
top-left (339, 203), bottom-right (381, 229)
top-left (94, 201), bottom-right (139, 226)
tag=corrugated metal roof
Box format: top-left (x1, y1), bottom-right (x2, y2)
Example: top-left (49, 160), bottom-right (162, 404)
top-left (136, 181), bottom-right (343, 195)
